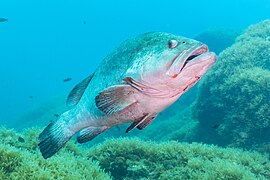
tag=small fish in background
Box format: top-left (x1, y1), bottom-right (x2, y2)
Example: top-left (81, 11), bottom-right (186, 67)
top-left (18, 137), bottom-right (25, 143)
top-left (29, 95), bottom-right (33, 99)
top-left (83, 21), bottom-right (86, 24)
top-left (212, 124), bottom-right (220, 129)
top-left (54, 114), bottom-right (60, 117)
top-left (63, 78), bottom-right (72, 82)
top-left (0, 18), bottom-right (8, 22)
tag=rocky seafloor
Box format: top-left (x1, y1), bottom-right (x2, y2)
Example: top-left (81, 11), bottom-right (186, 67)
top-left (0, 127), bottom-right (269, 179)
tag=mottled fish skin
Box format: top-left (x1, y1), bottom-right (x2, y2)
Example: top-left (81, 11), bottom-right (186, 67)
top-left (38, 32), bottom-right (216, 159)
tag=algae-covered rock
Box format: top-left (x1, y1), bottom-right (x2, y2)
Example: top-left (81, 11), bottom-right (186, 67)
top-left (1, 128), bottom-right (269, 179)
top-left (216, 68), bottom-right (270, 146)
top-left (0, 127), bottom-right (42, 152)
top-left (88, 138), bottom-right (270, 180)
top-left (194, 27), bottom-right (240, 54)
top-left (0, 144), bottom-right (111, 179)
top-left (0, 127), bottom-right (111, 179)
top-left (193, 20), bottom-right (270, 149)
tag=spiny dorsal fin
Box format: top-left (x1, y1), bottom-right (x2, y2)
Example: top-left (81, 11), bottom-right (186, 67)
top-left (137, 114), bottom-right (157, 130)
top-left (125, 113), bottom-right (150, 133)
top-left (95, 85), bottom-right (137, 114)
top-left (66, 73), bottom-right (94, 107)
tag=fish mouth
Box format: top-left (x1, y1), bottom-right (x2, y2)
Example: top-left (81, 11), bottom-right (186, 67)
top-left (167, 44), bottom-right (209, 77)
top-left (180, 44), bottom-right (209, 71)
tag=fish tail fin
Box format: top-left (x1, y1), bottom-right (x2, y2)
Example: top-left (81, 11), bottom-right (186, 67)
top-left (38, 116), bottom-right (74, 159)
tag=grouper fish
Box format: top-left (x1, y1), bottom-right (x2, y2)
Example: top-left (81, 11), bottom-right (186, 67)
top-left (38, 32), bottom-right (216, 159)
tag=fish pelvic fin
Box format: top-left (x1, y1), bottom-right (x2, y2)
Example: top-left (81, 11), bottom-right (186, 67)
top-left (137, 114), bottom-right (157, 130)
top-left (77, 126), bottom-right (108, 144)
top-left (38, 117), bottom-right (74, 159)
top-left (125, 113), bottom-right (157, 133)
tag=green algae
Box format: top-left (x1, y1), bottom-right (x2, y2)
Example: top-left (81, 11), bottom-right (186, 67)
top-left (88, 138), bottom-right (270, 180)
top-left (0, 127), bottom-right (269, 179)
top-left (193, 20), bottom-right (270, 150)
top-left (0, 127), bottom-right (111, 179)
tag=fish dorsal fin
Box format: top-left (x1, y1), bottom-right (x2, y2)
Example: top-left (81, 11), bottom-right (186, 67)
top-left (66, 74), bottom-right (94, 107)
top-left (95, 85), bottom-right (138, 114)
top-left (137, 114), bottom-right (157, 130)
top-left (126, 113), bottom-right (153, 133)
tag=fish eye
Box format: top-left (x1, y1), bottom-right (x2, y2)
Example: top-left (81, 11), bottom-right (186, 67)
top-left (182, 41), bottom-right (187, 44)
top-left (168, 40), bottom-right (178, 49)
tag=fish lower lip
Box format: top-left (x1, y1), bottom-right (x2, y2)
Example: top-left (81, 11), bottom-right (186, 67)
top-left (167, 44), bottom-right (209, 77)
top-left (180, 45), bottom-right (209, 70)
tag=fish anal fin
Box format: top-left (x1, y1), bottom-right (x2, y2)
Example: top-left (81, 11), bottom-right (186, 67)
top-left (66, 73), bottom-right (94, 107)
top-left (77, 126), bottom-right (108, 144)
top-left (95, 85), bottom-right (137, 114)
top-left (137, 114), bottom-right (157, 130)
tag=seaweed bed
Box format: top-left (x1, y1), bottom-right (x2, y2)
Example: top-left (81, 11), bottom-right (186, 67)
top-left (0, 127), bottom-right (269, 179)
top-left (193, 19), bottom-right (270, 149)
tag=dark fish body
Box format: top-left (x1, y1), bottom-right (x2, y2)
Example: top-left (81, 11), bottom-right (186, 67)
top-left (38, 32), bottom-right (216, 159)
top-left (0, 18), bottom-right (8, 22)
top-left (63, 78), bottom-right (72, 82)
top-left (18, 137), bottom-right (25, 143)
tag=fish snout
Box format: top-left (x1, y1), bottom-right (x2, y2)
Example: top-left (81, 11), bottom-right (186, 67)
top-left (166, 44), bottom-right (210, 78)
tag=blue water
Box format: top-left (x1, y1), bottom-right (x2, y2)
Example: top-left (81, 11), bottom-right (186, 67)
top-left (0, 0), bottom-right (269, 126)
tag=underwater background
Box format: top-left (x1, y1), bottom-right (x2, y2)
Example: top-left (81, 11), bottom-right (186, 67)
top-left (0, 0), bottom-right (270, 179)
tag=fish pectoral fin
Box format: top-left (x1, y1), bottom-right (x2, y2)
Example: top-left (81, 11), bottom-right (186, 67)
top-left (66, 73), bottom-right (94, 107)
top-left (77, 126), bottom-right (108, 144)
top-left (95, 85), bottom-right (138, 114)
top-left (126, 113), bottom-right (154, 133)
top-left (124, 77), bottom-right (169, 98)
top-left (137, 114), bottom-right (157, 130)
